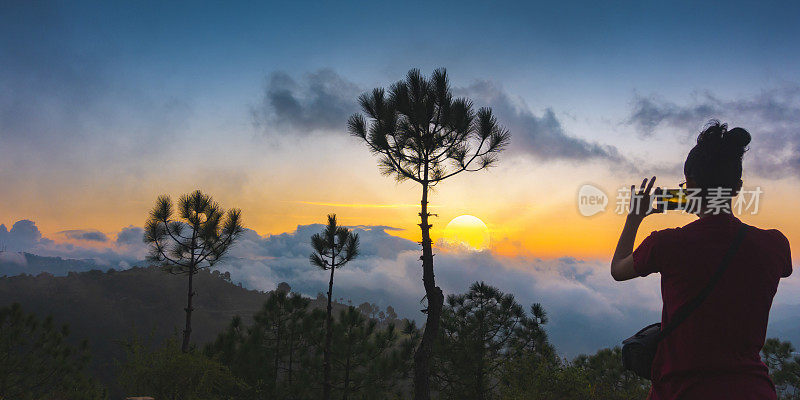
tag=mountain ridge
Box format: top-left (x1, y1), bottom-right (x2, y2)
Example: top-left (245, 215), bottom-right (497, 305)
top-left (0, 265), bottom-right (368, 396)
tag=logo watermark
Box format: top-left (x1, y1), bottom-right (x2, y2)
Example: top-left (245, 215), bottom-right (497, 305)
top-left (578, 184), bottom-right (609, 217)
top-left (578, 184), bottom-right (763, 216)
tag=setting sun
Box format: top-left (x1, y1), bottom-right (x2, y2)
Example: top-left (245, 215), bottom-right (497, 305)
top-left (441, 215), bottom-right (491, 250)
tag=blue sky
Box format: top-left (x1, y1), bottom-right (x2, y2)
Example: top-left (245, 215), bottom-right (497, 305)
top-left (7, 1), bottom-right (799, 114)
top-left (5, 1), bottom-right (798, 174)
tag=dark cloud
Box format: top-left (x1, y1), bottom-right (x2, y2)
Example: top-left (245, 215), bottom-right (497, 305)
top-left (60, 229), bottom-right (109, 242)
top-left (252, 69), bottom-right (361, 135)
top-left (626, 87), bottom-right (800, 178)
top-left (627, 96), bottom-right (716, 136)
top-left (459, 81), bottom-right (624, 162)
top-left (254, 69), bottom-right (624, 164)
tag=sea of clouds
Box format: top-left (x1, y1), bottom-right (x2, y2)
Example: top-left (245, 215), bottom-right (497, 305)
top-left (2, 219), bottom-right (798, 357)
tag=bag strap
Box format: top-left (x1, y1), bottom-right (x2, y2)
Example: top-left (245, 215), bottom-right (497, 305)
top-left (659, 222), bottom-right (749, 339)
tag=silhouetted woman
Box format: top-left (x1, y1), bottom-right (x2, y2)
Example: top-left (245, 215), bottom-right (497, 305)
top-left (610, 120), bottom-right (793, 399)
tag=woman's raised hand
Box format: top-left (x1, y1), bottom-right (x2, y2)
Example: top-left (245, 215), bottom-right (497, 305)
top-left (629, 176), bottom-right (662, 220)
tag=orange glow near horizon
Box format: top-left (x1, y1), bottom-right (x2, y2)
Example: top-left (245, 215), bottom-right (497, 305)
top-left (3, 162), bottom-right (799, 262)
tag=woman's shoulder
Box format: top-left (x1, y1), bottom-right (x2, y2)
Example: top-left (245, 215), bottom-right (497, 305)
top-left (746, 224), bottom-right (790, 249)
top-left (649, 219), bottom-right (790, 250)
top-left (645, 226), bottom-right (684, 242)
top-left (744, 224), bottom-right (793, 277)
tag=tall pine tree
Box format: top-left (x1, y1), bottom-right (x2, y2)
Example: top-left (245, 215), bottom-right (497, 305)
top-left (349, 68), bottom-right (510, 399)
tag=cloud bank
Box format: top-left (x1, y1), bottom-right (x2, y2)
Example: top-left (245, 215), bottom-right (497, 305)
top-left (0, 220), bottom-right (146, 269)
top-left (252, 69), bottom-right (362, 136)
top-left (0, 220), bottom-right (54, 252)
top-left (458, 81), bottom-right (624, 162)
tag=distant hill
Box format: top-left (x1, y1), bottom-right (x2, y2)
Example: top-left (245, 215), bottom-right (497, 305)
top-left (0, 251), bottom-right (101, 276)
top-left (0, 266), bottom-right (347, 395)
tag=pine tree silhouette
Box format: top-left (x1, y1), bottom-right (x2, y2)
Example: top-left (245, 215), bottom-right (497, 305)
top-left (144, 190), bottom-right (243, 352)
top-left (349, 68), bottom-right (510, 400)
top-left (309, 214), bottom-right (359, 400)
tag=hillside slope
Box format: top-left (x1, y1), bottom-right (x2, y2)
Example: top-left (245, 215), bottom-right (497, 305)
top-left (0, 267), bottom-right (276, 391)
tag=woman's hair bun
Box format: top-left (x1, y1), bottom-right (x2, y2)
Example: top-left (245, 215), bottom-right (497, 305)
top-left (684, 119), bottom-right (750, 190)
top-left (696, 120), bottom-right (750, 159)
top-left (725, 127), bottom-right (751, 149)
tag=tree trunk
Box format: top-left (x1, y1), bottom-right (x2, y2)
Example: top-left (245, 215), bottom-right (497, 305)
top-left (413, 181), bottom-right (444, 400)
top-left (274, 320), bottom-right (281, 390)
top-left (476, 342), bottom-right (485, 400)
top-left (181, 265), bottom-right (195, 353)
top-left (343, 354), bottom-right (351, 400)
top-left (287, 330), bottom-right (294, 398)
top-left (476, 303), bottom-right (486, 400)
top-left (323, 264), bottom-right (336, 400)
